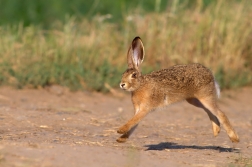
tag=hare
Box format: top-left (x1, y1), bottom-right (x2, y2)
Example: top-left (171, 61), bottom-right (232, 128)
top-left (116, 36), bottom-right (239, 143)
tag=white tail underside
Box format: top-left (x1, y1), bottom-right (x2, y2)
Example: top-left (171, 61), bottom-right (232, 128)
top-left (214, 80), bottom-right (221, 98)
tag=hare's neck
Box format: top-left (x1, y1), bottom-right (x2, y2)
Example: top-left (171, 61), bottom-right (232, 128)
top-left (131, 75), bottom-right (146, 94)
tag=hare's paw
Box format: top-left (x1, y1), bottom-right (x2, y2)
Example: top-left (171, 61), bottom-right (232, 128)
top-left (212, 123), bottom-right (220, 137)
top-left (117, 125), bottom-right (129, 134)
top-left (116, 137), bottom-right (127, 143)
top-left (229, 131), bottom-right (239, 143)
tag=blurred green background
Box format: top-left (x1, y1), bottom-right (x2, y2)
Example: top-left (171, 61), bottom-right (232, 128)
top-left (0, 0), bottom-right (214, 27)
top-left (0, 0), bottom-right (251, 91)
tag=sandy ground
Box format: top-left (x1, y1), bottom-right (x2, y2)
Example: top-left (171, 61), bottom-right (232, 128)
top-left (0, 86), bottom-right (251, 167)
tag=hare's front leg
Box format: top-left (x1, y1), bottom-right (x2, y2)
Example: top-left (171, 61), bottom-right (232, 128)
top-left (117, 102), bottom-right (150, 134)
top-left (117, 108), bottom-right (149, 134)
top-left (116, 124), bottom-right (138, 143)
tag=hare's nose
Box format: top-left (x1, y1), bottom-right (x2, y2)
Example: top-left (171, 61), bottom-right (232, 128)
top-left (120, 83), bottom-right (125, 88)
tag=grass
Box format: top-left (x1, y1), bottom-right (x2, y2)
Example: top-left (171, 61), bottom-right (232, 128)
top-left (229, 154), bottom-right (252, 167)
top-left (0, 0), bottom-right (251, 91)
top-left (0, 0), bottom-right (214, 27)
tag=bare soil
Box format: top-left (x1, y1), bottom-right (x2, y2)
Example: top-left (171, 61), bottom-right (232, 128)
top-left (0, 86), bottom-right (251, 167)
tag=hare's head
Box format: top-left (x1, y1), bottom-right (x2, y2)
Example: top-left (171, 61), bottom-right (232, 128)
top-left (120, 37), bottom-right (145, 92)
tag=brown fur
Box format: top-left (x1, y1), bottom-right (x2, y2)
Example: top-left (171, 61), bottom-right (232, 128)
top-left (117, 36), bottom-right (239, 143)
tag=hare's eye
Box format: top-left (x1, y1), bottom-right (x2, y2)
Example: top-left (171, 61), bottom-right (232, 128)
top-left (132, 73), bottom-right (137, 78)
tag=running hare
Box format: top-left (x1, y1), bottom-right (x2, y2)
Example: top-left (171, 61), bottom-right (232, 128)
top-left (117, 36), bottom-right (239, 143)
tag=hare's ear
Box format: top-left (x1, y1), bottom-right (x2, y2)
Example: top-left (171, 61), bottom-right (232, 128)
top-left (127, 36), bottom-right (145, 70)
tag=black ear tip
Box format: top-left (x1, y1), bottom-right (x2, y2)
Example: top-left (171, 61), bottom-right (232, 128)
top-left (133, 36), bottom-right (141, 41)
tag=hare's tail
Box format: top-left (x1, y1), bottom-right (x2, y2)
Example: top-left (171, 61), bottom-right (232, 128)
top-left (214, 80), bottom-right (220, 98)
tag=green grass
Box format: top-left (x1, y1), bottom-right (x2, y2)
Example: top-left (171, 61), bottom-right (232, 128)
top-left (0, 0), bottom-right (218, 27)
top-left (0, 0), bottom-right (251, 91)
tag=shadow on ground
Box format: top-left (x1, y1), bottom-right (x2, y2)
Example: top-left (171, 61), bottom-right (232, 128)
top-left (145, 142), bottom-right (240, 153)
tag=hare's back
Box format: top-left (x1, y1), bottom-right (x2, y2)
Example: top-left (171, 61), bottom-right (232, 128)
top-left (146, 63), bottom-right (214, 90)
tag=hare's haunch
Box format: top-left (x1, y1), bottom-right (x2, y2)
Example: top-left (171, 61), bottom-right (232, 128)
top-left (117, 36), bottom-right (239, 143)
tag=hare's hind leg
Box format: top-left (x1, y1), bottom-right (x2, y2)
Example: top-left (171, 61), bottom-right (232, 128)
top-left (186, 98), bottom-right (220, 136)
top-left (198, 97), bottom-right (239, 143)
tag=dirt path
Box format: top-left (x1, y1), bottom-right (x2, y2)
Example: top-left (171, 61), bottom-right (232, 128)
top-left (0, 86), bottom-right (251, 167)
